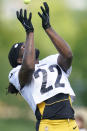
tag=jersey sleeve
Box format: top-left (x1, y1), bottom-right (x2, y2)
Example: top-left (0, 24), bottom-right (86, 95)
top-left (8, 65), bottom-right (21, 91)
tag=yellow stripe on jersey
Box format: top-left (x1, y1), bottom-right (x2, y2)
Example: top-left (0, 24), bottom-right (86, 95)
top-left (45, 98), bottom-right (69, 106)
top-left (69, 95), bottom-right (72, 106)
top-left (37, 102), bottom-right (46, 117)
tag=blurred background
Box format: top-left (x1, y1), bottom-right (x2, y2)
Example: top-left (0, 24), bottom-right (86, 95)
top-left (0, 0), bottom-right (87, 130)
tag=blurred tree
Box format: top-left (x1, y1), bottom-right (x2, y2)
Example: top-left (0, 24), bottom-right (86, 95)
top-left (0, 0), bottom-right (87, 107)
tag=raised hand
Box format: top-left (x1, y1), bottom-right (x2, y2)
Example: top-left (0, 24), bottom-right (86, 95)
top-left (16, 9), bottom-right (34, 34)
top-left (38, 2), bottom-right (51, 30)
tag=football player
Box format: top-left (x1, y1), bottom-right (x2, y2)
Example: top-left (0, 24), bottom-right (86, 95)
top-left (8, 2), bottom-right (79, 131)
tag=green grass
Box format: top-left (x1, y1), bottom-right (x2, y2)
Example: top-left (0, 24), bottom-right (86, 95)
top-left (0, 119), bottom-right (36, 131)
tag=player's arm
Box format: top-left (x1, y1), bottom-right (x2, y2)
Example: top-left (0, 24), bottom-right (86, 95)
top-left (16, 9), bottom-right (35, 88)
top-left (38, 2), bottom-right (73, 72)
top-left (45, 28), bottom-right (73, 72)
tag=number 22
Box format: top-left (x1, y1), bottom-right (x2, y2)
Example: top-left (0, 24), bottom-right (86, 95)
top-left (34, 64), bottom-right (65, 94)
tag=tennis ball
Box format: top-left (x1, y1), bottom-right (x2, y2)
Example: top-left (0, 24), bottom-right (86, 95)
top-left (24, 0), bottom-right (31, 4)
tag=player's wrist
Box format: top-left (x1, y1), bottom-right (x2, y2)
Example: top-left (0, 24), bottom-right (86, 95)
top-left (43, 24), bottom-right (51, 30)
top-left (26, 30), bottom-right (34, 35)
top-left (26, 27), bottom-right (34, 34)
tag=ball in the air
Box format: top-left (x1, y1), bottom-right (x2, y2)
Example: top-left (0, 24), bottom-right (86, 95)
top-left (24, 0), bottom-right (31, 4)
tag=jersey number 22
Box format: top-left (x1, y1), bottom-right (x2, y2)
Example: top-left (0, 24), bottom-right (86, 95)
top-left (34, 64), bottom-right (65, 94)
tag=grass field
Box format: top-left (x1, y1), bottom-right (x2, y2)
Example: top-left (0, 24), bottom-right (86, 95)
top-left (0, 118), bottom-right (36, 131)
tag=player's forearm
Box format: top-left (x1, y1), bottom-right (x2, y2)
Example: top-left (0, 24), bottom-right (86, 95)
top-left (19, 32), bottom-right (35, 88)
top-left (22, 32), bottom-right (35, 70)
top-left (45, 27), bottom-right (73, 59)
